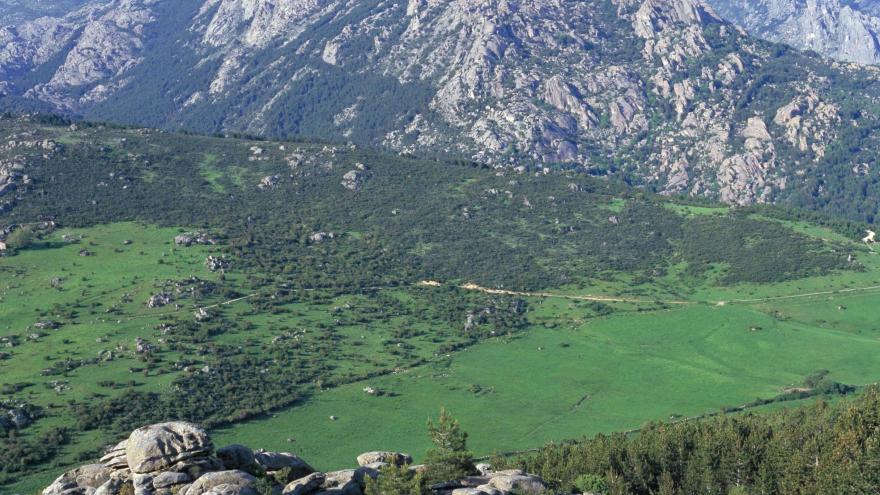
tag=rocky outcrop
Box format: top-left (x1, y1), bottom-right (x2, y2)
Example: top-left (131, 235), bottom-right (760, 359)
top-left (341, 164), bottom-right (371, 191)
top-left (633, 0), bottom-right (724, 39)
top-left (42, 422), bottom-right (547, 495)
top-left (174, 232), bottom-right (217, 247)
top-left (205, 256), bottom-right (230, 272)
top-left (355, 451), bottom-right (413, 467)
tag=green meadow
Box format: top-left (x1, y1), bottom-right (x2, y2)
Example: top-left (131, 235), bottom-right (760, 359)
top-left (214, 298), bottom-right (880, 471)
top-left (5, 217), bottom-right (880, 493)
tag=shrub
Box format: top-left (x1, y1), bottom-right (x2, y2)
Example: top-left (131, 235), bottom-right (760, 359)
top-left (365, 463), bottom-right (427, 495)
top-left (574, 474), bottom-right (607, 494)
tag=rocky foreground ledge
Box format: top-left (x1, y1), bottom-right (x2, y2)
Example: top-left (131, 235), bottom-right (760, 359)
top-left (42, 422), bottom-right (547, 495)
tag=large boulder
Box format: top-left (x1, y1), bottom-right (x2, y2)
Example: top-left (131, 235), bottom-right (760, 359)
top-left (43, 464), bottom-right (112, 495)
top-left (282, 472), bottom-right (326, 495)
top-left (253, 450), bottom-right (314, 479)
top-left (355, 452), bottom-right (412, 468)
top-left (126, 422), bottom-right (213, 474)
top-left (317, 468), bottom-right (374, 495)
top-left (217, 444), bottom-right (256, 470)
top-left (181, 470), bottom-right (257, 495)
top-left (486, 471), bottom-right (546, 493)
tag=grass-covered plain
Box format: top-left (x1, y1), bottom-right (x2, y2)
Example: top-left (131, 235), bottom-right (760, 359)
top-left (214, 294), bottom-right (880, 471)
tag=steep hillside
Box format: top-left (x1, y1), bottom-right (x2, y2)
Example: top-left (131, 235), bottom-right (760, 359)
top-left (3, 115), bottom-right (880, 494)
top-left (2, 0), bottom-right (880, 221)
top-left (708, 0), bottom-right (880, 65)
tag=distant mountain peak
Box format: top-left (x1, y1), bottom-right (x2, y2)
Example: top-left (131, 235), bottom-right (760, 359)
top-left (707, 0), bottom-right (880, 65)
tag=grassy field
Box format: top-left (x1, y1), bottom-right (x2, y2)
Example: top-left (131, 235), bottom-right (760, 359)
top-left (0, 223), bottom-right (226, 493)
top-left (4, 216), bottom-right (880, 493)
top-left (213, 298), bottom-right (880, 470)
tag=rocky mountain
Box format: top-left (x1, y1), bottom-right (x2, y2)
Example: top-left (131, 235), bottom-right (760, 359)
top-left (2, 0), bottom-right (880, 214)
top-left (708, 0), bottom-right (880, 65)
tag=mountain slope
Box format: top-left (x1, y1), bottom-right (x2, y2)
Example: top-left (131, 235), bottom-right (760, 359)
top-left (708, 0), bottom-right (880, 65)
top-left (2, 0), bottom-right (880, 221)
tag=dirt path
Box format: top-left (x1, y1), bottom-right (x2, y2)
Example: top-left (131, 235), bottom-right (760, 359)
top-left (451, 281), bottom-right (880, 307)
top-left (723, 284), bottom-right (880, 304)
top-left (454, 282), bottom-right (692, 305)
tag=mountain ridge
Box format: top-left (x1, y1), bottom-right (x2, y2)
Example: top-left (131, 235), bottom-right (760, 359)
top-left (2, 0), bottom-right (880, 221)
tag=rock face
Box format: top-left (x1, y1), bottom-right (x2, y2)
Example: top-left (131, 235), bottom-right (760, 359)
top-left (42, 422), bottom-right (546, 495)
top-left (1, 0), bottom-right (878, 208)
top-left (707, 0), bottom-right (880, 65)
top-left (0, 0), bottom-right (157, 107)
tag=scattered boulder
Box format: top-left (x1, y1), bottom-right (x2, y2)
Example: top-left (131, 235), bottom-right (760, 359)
top-left (356, 452), bottom-right (412, 468)
top-left (135, 337), bottom-right (155, 355)
top-left (259, 175), bottom-right (280, 190)
top-left (175, 232), bottom-right (217, 247)
top-left (309, 232), bottom-right (336, 243)
top-left (195, 308), bottom-right (212, 322)
top-left (451, 489), bottom-right (488, 495)
top-left (341, 164), bottom-right (371, 191)
top-left (147, 293), bottom-right (173, 308)
top-left (35, 319), bottom-right (61, 330)
top-left (205, 256), bottom-right (230, 272)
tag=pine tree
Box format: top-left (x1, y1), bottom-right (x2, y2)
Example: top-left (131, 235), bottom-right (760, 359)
top-left (424, 408), bottom-right (475, 484)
